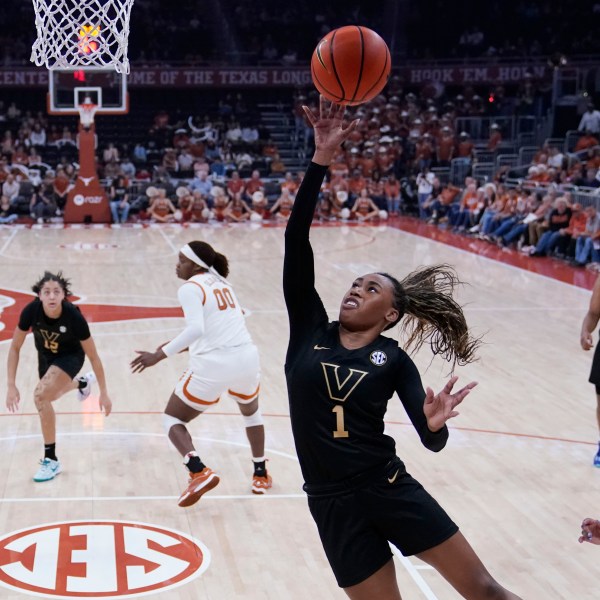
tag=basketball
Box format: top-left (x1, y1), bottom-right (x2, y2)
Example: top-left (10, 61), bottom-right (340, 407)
top-left (310, 25), bottom-right (391, 106)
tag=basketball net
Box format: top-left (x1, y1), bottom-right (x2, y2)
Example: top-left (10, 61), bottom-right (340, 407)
top-left (30, 0), bottom-right (134, 74)
top-left (77, 100), bottom-right (98, 129)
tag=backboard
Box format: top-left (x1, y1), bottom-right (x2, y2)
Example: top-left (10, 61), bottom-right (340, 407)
top-left (48, 67), bottom-right (128, 115)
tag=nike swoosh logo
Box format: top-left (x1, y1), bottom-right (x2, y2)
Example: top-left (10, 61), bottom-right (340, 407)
top-left (314, 345), bottom-right (330, 350)
top-left (388, 469), bottom-right (399, 484)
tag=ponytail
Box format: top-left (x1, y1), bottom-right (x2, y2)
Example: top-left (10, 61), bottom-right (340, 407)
top-left (212, 252), bottom-right (229, 278)
top-left (378, 264), bottom-right (481, 367)
top-left (187, 240), bottom-right (230, 278)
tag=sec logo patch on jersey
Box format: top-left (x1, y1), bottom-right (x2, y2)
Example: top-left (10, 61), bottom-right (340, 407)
top-left (370, 350), bottom-right (387, 366)
top-left (0, 520), bottom-right (210, 598)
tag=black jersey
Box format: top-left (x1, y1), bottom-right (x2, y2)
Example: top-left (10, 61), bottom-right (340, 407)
top-left (283, 162), bottom-right (448, 485)
top-left (18, 299), bottom-right (91, 359)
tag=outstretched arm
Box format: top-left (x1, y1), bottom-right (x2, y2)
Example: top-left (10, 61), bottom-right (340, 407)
top-left (423, 376), bottom-right (478, 432)
top-left (283, 97), bottom-right (358, 328)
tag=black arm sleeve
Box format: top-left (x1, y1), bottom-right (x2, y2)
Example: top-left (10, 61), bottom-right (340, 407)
top-left (395, 353), bottom-right (449, 452)
top-left (283, 162), bottom-right (330, 337)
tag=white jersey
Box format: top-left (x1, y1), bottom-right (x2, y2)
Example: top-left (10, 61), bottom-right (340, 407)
top-left (162, 272), bottom-right (253, 362)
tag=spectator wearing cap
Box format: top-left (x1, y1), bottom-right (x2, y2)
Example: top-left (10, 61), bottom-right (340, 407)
top-left (375, 144), bottom-right (393, 175)
top-left (457, 132), bottom-right (474, 161)
top-left (487, 124), bottom-right (502, 151)
top-left (579, 104), bottom-right (600, 134)
top-left (436, 127), bottom-right (455, 167)
top-left (359, 148), bottom-right (377, 178)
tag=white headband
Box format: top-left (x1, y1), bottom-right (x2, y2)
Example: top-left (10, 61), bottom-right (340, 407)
top-left (181, 244), bottom-right (211, 269)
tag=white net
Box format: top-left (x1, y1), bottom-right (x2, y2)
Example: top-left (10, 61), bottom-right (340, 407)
top-left (30, 0), bottom-right (134, 74)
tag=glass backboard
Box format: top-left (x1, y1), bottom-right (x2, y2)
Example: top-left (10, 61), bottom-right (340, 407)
top-left (48, 67), bottom-right (128, 114)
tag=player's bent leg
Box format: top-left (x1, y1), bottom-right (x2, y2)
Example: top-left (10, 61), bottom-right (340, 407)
top-left (32, 366), bottom-right (74, 482)
top-left (34, 366), bottom-right (77, 442)
top-left (416, 531), bottom-right (522, 599)
top-left (164, 391), bottom-right (220, 508)
top-left (343, 559), bottom-right (402, 600)
top-left (236, 397), bottom-right (272, 494)
top-left (164, 392), bottom-right (202, 455)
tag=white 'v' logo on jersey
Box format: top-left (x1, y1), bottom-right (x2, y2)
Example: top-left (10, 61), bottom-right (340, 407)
top-left (321, 363), bottom-right (368, 402)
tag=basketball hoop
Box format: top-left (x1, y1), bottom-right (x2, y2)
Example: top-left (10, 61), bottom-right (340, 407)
top-left (77, 101), bottom-right (99, 129)
top-left (30, 0), bottom-right (135, 74)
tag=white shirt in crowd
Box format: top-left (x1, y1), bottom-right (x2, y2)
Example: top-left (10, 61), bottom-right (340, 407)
top-left (162, 272), bottom-right (253, 366)
top-left (578, 110), bottom-right (600, 133)
top-left (417, 171), bottom-right (435, 195)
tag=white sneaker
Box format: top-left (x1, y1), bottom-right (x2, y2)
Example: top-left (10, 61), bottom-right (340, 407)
top-left (76, 371), bottom-right (96, 401)
top-left (33, 458), bottom-right (62, 482)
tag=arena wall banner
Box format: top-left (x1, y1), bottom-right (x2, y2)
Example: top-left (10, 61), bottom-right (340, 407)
top-left (0, 64), bottom-right (557, 88)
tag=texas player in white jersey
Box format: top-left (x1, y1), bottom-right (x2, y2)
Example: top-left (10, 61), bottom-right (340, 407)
top-left (131, 241), bottom-right (272, 507)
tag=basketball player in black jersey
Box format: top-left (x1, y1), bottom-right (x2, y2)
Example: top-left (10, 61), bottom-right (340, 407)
top-left (6, 271), bottom-right (112, 482)
top-left (283, 97), bottom-right (522, 599)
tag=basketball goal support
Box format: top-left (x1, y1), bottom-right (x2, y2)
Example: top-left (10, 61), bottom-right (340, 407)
top-left (63, 103), bottom-right (111, 224)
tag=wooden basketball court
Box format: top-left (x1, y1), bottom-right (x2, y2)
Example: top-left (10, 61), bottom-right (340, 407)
top-left (0, 221), bottom-right (597, 599)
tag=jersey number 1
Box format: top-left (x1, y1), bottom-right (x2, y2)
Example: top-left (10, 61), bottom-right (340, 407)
top-left (213, 288), bottom-right (236, 311)
top-left (332, 405), bottom-right (349, 438)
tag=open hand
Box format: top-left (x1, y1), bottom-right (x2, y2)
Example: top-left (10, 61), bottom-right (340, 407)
top-left (302, 96), bottom-right (359, 163)
top-left (6, 385), bottom-right (20, 413)
top-left (423, 376), bottom-right (478, 432)
top-left (99, 392), bottom-right (112, 416)
top-left (130, 349), bottom-right (165, 373)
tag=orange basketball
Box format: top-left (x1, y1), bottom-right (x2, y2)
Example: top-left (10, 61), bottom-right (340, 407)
top-left (311, 25), bottom-right (391, 106)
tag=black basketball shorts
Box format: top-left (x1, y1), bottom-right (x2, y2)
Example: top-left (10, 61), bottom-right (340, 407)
top-left (589, 334), bottom-right (600, 393)
top-left (38, 351), bottom-right (85, 380)
top-left (306, 457), bottom-right (458, 588)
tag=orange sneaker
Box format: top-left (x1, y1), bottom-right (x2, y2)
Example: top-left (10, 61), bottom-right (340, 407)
top-left (178, 467), bottom-right (220, 507)
top-left (252, 472), bottom-right (272, 494)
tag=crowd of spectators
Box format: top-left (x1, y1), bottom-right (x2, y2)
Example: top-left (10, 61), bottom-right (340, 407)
top-left (1, 74), bottom-right (599, 272)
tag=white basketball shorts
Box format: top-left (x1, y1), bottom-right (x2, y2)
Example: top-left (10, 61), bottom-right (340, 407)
top-left (174, 344), bottom-right (260, 411)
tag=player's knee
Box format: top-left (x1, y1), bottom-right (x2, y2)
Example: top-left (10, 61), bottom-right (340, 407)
top-left (34, 393), bottom-right (48, 412)
top-left (33, 384), bottom-right (52, 411)
top-left (242, 407), bottom-right (264, 428)
top-left (163, 412), bottom-right (187, 435)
